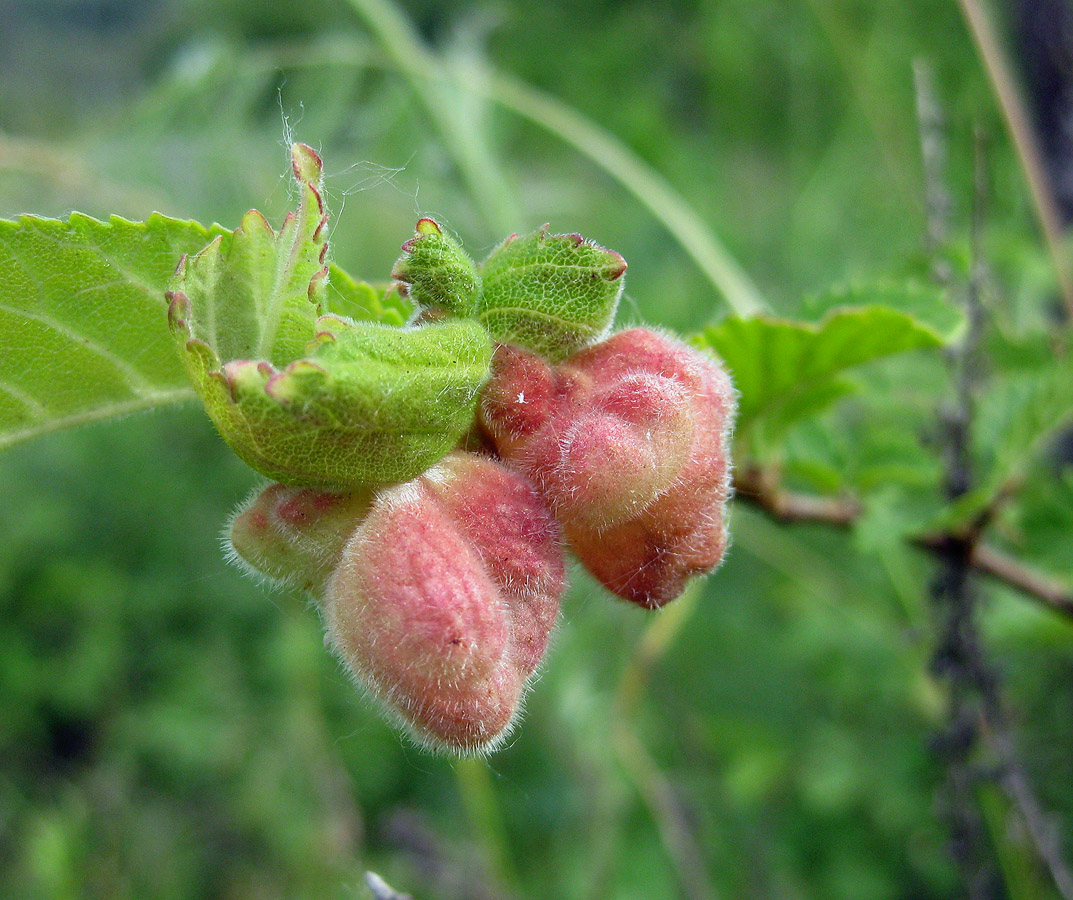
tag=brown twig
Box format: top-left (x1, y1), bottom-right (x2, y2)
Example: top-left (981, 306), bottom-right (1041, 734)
top-left (732, 469), bottom-right (1073, 623)
top-left (733, 466), bottom-right (860, 527)
top-left (971, 544), bottom-right (1073, 618)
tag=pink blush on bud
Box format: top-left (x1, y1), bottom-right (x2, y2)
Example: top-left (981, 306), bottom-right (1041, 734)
top-left (323, 453), bottom-right (566, 753)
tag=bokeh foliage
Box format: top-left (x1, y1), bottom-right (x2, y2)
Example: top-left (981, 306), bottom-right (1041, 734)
top-left (1, 0), bottom-right (1072, 898)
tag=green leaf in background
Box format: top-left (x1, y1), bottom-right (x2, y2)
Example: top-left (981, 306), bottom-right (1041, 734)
top-left (476, 225), bottom-right (627, 361)
top-left (168, 145), bottom-right (491, 486)
top-left (0, 212), bottom-right (229, 451)
top-left (323, 265), bottom-right (412, 328)
top-left (945, 362), bottom-right (1073, 531)
top-left (696, 285), bottom-right (961, 446)
top-left (800, 280), bottom-right (962, 339)
top-left (910, 336), bottom-right (1073, 539)
top-left (980, 366), bottom-right (1073, 483)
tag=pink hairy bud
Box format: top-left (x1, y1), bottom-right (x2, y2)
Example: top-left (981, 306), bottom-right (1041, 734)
top-left (480, 336), bottom-right (696, 527)
top-left (323, 452), bottom-right (566, 753)
top-left (480, 328), bottom-right (736, 608)
top-left (228, 484), bottom-right (373, 593)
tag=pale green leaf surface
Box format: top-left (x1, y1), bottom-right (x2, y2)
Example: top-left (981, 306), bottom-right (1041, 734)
top-left (168, 145), bottom-right (491, 487)
top-left (177, 315), bottom-right (491, 486)
top-left (477, 226), bottom-right (627, 361)
top-left (0, 212), bottom-right (229, 450)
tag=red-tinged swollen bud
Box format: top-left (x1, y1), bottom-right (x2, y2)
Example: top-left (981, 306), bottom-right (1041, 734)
top-left (323, 452), bottom-right (566, 753)
top-left (228, 484), bottom-right (373, 593)
top-left (480, 328), bottom-right (736, 608)
top-left (477, 343), bottom-right (559, 457)
top-left (480, 329), bottom-right (702, 528)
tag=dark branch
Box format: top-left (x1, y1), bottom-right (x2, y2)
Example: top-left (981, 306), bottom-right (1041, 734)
top-left (732, 471), bottom-right (1073, 622)
top-left (733, 466), bottom-right (860, 527)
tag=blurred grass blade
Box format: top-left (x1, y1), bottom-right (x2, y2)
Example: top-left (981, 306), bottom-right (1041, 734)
top-left (365, 872), bottom-right (414, 900)
top-left (957, 0), bottom-right (1073, 318)
top-left (344, 0), bottom-right (516, 233)
top-left (0, 214), bottom-right (229, 450)
top-left (477, 68), bottom-right (766, 317)
top-left (343, 0), bottom-right (765, 317)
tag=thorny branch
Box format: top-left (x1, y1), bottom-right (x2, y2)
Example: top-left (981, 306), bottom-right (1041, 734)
top-left (928, 122), bottom-right (1004, 899)
top-left (737, 85), bottom-right (1073, 900)
top-left (924, 83), bottom-right (1072, 897)
top-left (732, 468), bottom-right (1073, 622)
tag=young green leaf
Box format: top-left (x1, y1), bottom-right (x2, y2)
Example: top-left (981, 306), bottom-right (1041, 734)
top-left (169, 145), bottom-right (492, 487)
top-left (476, 225), bottom-right (627, 361)
top-left (324, 265), bottom-right (411, 327)
top-left (171, 143), bottom-right (329, 370)
top-left (390, 217), bottom-right (479, 317)
top-left (0, 212), bottom-right (229, 451)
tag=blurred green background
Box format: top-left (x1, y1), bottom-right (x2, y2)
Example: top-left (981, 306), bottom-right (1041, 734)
top-left (2, 0), bottom-right (1072, 898)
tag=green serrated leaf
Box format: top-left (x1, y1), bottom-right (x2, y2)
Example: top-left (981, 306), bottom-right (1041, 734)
top-left (168, 145), bottom-right (492, 487)
top-left (801, 280), bottom-right (962, 341)
top-left (476, 225), bottom-right (627, 361)
top-left (177, 315), bottom-right (492, 486)
top-left (173, 144), bottom-right (329, 368)
top-left (0, 212), bottom-right (230, 451)
top-left (695, 301), bottom-right (955, 445)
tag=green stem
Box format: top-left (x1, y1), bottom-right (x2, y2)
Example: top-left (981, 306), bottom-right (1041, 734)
top-left (454, 756), bottom-right (519, 891)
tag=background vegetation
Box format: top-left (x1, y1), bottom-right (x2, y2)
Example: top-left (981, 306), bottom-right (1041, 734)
top-left (1, 0), bottom-right (1071, 898)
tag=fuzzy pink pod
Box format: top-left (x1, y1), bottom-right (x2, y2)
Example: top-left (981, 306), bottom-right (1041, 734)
top-left (480, 328), bottom-right (736, 609)
top-left (228, 484), bottom-right (373, 593)
top-left (323, 452), bottom-right (566, 753)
